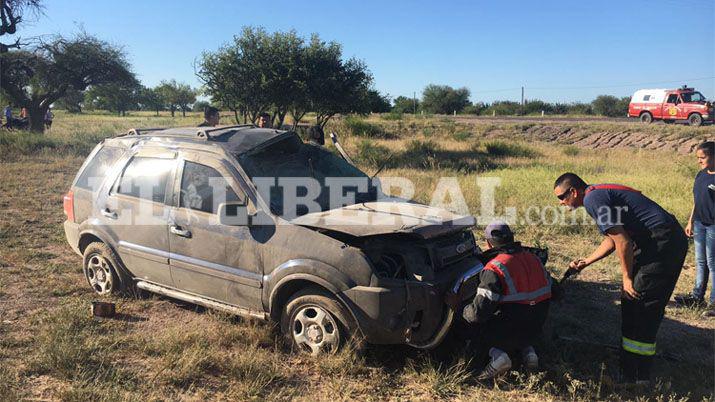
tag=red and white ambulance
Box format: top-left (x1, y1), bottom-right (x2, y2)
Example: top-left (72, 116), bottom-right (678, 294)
top-left (628, 86), bottom-right (712, 126)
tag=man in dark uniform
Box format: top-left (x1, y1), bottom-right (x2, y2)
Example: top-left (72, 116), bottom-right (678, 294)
top-left (553, 172), bottom-right (688, 384)
top-left (446, 221), bottom-right (557, 380)
top-left (198, 106), bottom-right (220, 127)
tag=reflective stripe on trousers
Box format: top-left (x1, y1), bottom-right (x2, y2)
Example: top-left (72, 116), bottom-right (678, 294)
top-left (622, 336), bottom-right (656, 356)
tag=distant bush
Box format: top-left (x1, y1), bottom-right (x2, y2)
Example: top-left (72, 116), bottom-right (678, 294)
top-left (563, 145), bottom-right (580, 156)
top-left (461, 102), bottom-right (487, 115)
top-left (452, 131), bottom-right (471, 141)
top-left (344, 116), bottom-right (387, 138)
top-left (356, 139), bottom-right (391, 168)
top-left (591, 95), bottom-right (630, 117)
top-left (483, 101), bottom-right (521, 116)
top-left (392, 96), bottom-right (419, 114)
top-left (485, 140), bottom-right (538, 158)
top-left (381, 112), bottom-right (403, 121)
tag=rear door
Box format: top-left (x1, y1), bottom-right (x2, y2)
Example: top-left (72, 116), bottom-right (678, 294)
top-left (168, 152), bottom-right (263, 308)
top-left (102, 149), bottom-right (176, 286)
top-left (662, 93), bottom-right (680, 120)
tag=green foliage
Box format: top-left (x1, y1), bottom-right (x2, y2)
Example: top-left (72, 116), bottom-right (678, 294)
top-left (381, 111), bottom-right (403, 120)
top-left (461, 102), bottom-right (487, 115)
top-left (54, 89), bottom-right (85, 113)
top-left (484, 100), bottom-right (521, 115)
top-left (392, 95), bottom-right (419, 114)
top-left (156, 79), bottom-right (196, 117)
top-left (199, 27), bottom-right (372, 128)
top-left (192, 100), bottom-right (211, 112)
top-left (451, 131), bottom-right (471, 141)
top-left (356, 139), bottom-right (391, 167)
top-left (0, 33), bottom-right (135, 132)
top-left (485, 140), bottom-right (538, 157)
top-left (84, 80), bottom-right (142, 116)
top-left (421, 84), bottom-right (471, 114)
top-left (344, 116), bottom-right (387, 138)
top-left (365, 89), bottom-right (391, 113)
top-left (563, 145), bottom-right (580, 156)
top-left (591, 95), bottom-right (630, 117)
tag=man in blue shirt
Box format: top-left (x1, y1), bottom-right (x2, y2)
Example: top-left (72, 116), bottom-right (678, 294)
top-left (553, 172), bottom-right (687, 385)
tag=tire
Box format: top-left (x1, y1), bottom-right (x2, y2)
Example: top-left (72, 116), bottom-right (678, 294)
top-left (280, 287), bottom-right (357, 355)
top-left (639, 112), bottom-right (653, 124)
top-left (82, 242), bottom-right (126, 295)
top-left (688, 113), bottom-right (703, 127)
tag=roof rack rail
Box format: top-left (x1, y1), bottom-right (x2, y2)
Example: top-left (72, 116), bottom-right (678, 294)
top-left (197, 124), bottom-right (255, 140)
top-left (120, 127), bottom-right (167, 137)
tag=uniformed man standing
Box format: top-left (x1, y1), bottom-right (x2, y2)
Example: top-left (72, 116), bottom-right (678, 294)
top-left (553, 172), bottom-right (687, 384)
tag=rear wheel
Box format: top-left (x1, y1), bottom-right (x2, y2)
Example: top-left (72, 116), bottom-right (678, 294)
top-left (639, 112), bottom-right (653, 124)
top-left (280, 287), bottom-right (357, 355)
top-left (688, 113), bottom-right (703, 127)
top-left (82, 242), bottom-right (125, 295)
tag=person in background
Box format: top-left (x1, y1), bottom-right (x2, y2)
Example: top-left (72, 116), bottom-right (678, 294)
top-left (257, 112), bottom-right (271, 128)
top-left (553, 172), bottom-right (687, 385)
top-left (4, 105), bottom-right (13, 130)
top-left (19, 107), bottom-right (28, 119)
top-left (675, 141), bottom-right (715, 316)
top-left (307, 125), bottom-right (325, 146)
top-left (44, 108), bottom-right (55, 130)
top-left (445, 221), bottom-right (557, 380)
top-left (198, 106), bottom-right (220, 127)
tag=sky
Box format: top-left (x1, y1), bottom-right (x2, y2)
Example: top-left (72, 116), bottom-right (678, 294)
top-left (10, 0), bottom-right (715, 103)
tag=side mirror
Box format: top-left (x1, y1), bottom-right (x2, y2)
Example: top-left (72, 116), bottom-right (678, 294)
top-left (218, 202), bottom-right (249, 226)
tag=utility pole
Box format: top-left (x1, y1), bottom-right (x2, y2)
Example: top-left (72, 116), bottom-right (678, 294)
top-left (521, 86), bottom-right (525, 116)
top-left (413, 91), bottom-right (416, 114)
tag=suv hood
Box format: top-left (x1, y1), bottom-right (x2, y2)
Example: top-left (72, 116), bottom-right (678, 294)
top-left (290, 201), bottom-right (476, 239)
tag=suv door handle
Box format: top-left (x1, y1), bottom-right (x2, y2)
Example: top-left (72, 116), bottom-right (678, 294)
top-left (101, 208), bottom-right (118, 219)
top-left (170, 225), bottom-right (192, 238)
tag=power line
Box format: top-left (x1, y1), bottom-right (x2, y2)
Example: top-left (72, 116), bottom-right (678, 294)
top-left (471, 77), bottom-right (715, 94)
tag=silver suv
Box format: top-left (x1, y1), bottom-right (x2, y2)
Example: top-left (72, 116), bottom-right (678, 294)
top-left (62, 125), bottom-right (483, 354)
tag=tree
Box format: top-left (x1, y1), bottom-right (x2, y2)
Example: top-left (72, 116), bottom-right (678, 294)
top-left (392, 95), bottom-right (419, 114)
top-left (192, 100), bottom-right (210, 112)
top-left (365, 89), bottom-right (391, 113)
top-left (84, 80), bottom-right (140, 116)
top-left (55, 88), bottom-right (84, 113)
top-left (199, 28), bottom-right (373, 128)
top-left (421, 84), bottom-right (470, 114)
top-left (0, 33), bottom-right (135, 131)
top-left (156, 80), bottom-right (196, 117)
top-left (0, 0), bottom-right (42, 53)
top-left (138, 86), bottom-right (164, 116)
top-left (591, 95), bottom-right (630, 117)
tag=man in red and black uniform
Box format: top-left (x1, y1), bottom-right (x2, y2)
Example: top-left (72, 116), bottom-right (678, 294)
top-left (447, 221), bottom-right (558, 380)
top-left (553, 172), bottom-right (687, 385)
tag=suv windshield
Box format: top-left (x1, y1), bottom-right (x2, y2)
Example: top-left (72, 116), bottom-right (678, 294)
top-left (681, 92), bottom-right (706, 102)
top-left (238, 134), bottom-right (378, 217)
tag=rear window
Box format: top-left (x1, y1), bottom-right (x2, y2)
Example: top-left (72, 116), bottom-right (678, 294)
top-left (75, 146), bottom-right (124, 191)
top-left (115, 157), bottom-right (175, 203)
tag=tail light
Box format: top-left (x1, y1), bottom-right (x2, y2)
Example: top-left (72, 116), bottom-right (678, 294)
top-left (63, 190), bottom-right (75, 222)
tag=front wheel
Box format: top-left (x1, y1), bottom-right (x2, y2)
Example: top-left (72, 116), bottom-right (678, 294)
top-left (688, 113), bottom-right (703, 127)
top-left (640, 112), bottom-right (653, 124)
top-left (280, 288), bottom-right (357, 355)
top-left (82, 242), bottom-right (125, 295)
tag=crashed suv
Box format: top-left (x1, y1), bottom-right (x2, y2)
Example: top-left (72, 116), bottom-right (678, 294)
top-left (62, 125), bottom-right (484, 354)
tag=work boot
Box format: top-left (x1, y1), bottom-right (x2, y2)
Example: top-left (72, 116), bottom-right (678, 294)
top-left (476, 348), bottom-right (512, 380)
top-left (522, 346), bottom-right (539, 371)
top-left (674, 293), bottom-right (705, 308)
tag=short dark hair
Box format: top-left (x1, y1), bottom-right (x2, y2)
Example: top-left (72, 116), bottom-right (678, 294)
top-left (259, 112), bottom-right (270, 119)
top-left (204, 106), bottom-right (219, 120)
top-left (697, 141), bottom-right (714, 157)
top-left (554, 172), bottom-right (588, 190)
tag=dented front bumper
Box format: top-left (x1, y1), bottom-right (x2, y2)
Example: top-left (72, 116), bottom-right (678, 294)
top-left (339, 258), bottom-right (483, 347)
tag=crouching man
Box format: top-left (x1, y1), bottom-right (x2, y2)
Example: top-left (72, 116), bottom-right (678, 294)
top-left (446, 221), bottom-right (558, 380)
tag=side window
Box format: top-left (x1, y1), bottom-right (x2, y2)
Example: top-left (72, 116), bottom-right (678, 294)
top-left (180, 161), bottom-right (243, 214)
top-left (666, 94), bottom-right (678, 104)
top-left (643, 95), bottom-right (650, 101)
top-left (116, 157), bottom-right (174, 203)
top-left (75, 146), bottom-right (123, 191)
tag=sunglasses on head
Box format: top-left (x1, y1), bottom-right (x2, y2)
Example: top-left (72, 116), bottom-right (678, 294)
top-left (556, 187), bottom-right (573, 201)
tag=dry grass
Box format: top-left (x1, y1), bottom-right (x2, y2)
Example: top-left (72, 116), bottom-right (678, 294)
top-left (0, 112), bottom-right (713, 400)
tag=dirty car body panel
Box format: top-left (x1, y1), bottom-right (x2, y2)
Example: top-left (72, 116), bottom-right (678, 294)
top-left (63, 126), bottom-right (482, 348)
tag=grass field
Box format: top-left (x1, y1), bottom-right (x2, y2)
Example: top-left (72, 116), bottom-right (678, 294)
top-left (0, 111), bottom-right (713, 401)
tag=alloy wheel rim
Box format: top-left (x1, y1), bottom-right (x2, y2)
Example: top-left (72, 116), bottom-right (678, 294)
top-left (292, 304), bottom-right (340, 355)
top-left (86, 254), bottom-right (113, 295)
